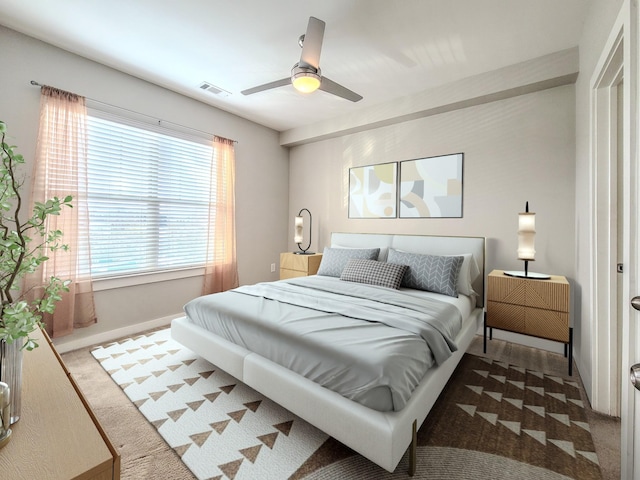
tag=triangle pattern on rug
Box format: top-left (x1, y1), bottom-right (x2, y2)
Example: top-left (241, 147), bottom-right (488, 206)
top-left (239, 444), bottom-right (262, 463)
top-left (211, 419), bottom-right (230, 435)
top-left (485, 391), bottom-right (502, 402)
top-left (220, 384), bottom-right (236, 394)
top-left (228, 409), bottom-right (247, 423)
top-left (578, 450), bottom-right (600, 465)
top-left (91, 328), bottom-right (328, 480)
top-left (190, 430), bottom-right (212, 447)
top-left (499, 420), bottom-right (521, 435)
top-left (187, 400), bottom-right (205, 411)
top-left (174, 443), bottom-right (191, 458)
top-left (523, 429), bottom-right (547, 445)
top-left (549, 439), bottom-right (576, 458)
top-left (218, 459), bottom-right (243, 480)
top-left (204, 391), bottom-right (221, 403)
top-left (274, 420), bottom-right (293, 436)
top-left (244, 400), bottom-right (261, 412)
top-left (457, 403), bottom-right (477, 417)
top-left (466, 385), bottom-right (483, 395)
top-left (258, 432), bottom-right (279, 449)
top-left (422, 354), bottom-right (603, 479)
top-left (504, 398), bottom-right (523, 410)
top-left (477, 411), bottom-right (498, 425)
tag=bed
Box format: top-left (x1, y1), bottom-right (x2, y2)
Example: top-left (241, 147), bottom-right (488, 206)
top-left (171, 232), bottom-right (485, 474)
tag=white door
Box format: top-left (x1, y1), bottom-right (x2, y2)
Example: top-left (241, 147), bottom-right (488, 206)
top-left (622, 1), bottom-right (639, 477)
top-left (623, 140), bottom-right (639, 479)
top-left (625, 154), bottom-right (640, 479)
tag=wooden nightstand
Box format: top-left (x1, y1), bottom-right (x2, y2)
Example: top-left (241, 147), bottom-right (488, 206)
top-left (279, 252), bottom-right (323, 279)
top-left (484, 269), bottom-right (572, 375)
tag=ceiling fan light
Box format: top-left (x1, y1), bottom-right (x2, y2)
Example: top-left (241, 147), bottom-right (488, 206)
top-left (291, 71), bottom-right (321, 93)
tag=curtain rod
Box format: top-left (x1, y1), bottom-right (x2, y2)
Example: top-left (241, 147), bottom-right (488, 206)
top-left (29, 80), bottom-right (237, 144)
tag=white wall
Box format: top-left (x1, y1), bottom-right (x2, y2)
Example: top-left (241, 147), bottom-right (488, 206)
top-left (0, 26), bottom-right (289, 350)
top-left (289, 85), bottom-right (576, 354)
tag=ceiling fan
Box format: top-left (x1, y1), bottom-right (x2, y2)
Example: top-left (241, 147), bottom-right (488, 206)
top-left (241, 16), bottom-right (363, 102)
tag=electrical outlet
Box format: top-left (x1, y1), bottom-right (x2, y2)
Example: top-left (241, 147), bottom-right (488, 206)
top-left (270, 263), bottom-right (276, 273)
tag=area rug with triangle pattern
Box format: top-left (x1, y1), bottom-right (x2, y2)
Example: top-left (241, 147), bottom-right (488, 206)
top-left (91, 329), bottom-right (602, 480)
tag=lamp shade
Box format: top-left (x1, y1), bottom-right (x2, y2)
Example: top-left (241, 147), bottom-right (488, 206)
top-left (291, 65), bottom-right (321, 94)
top-left (293, 208), bottom-right (313, 254)
top-left (517, 212), bottom-right (536, 261)
top-left (294, 215), bottom-right (304, 243)
top-left (504, 201), bottom-right (549, 279)
top-left (292, 74), bottom-right (321, 93)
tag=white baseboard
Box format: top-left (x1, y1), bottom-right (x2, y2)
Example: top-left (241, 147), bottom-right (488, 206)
top-left (53, 314), bottom-right (184, 354)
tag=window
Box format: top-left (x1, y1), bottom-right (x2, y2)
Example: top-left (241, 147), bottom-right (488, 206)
top-left (86, 111), bottom-right (215, 278)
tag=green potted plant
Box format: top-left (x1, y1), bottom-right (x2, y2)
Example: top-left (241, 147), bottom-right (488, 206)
top-left (0, 120), bottom-right (73, 424)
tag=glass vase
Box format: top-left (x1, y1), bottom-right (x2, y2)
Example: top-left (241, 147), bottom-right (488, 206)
top-left (0, 337), bottom-right (23, 424)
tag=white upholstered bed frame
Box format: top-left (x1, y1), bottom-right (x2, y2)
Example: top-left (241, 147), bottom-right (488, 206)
top-left (171, 233), bottom-right (486, 474)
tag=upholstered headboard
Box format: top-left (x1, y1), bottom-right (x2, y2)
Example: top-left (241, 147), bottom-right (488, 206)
top-left (330, 232), bottom-right (486, 308)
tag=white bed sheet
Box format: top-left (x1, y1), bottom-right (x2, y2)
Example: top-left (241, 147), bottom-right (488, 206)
top-left (397, 284), bottom-right (475, 320)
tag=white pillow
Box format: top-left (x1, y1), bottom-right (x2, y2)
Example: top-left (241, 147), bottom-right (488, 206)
top-left (452, 253), bottom-right (480, 296)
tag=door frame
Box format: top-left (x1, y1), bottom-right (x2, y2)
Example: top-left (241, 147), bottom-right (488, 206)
top-left (590, 26), bottom-right (623, 417)
top-left (590, 3), bottom-right (628, 418)
top-left (590, 0), bottom-right (638, 477)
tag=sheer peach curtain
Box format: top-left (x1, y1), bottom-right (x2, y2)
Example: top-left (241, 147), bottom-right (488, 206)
top-left (26, 86), bottom-right (97, 338)
top-left (202, 136), bottom-right (238, 295)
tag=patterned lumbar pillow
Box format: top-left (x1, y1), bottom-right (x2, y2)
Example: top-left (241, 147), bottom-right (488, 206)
top-left (340, 259), bottom-right (408, 289)
top-left (387, 248), bottom-right (464, 297)
top-left (316, 247), bottom-right (381, 277)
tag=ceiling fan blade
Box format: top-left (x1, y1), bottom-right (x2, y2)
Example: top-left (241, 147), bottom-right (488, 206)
top-left (300, 16), bottom-right (325, 69)
top-left (241, 77), bottom-right (291, 96)
top-left (319, 77), bottom-right (363, 102)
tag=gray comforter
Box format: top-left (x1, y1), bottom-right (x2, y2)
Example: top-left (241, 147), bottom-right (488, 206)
top-left (184, 276), bottom-right (463, 412)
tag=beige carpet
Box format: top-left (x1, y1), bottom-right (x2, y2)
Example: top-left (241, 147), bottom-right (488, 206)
top-left (61, 332), bottom-right (621, 480)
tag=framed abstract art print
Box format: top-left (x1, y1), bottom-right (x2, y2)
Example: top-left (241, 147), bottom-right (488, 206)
top-left (348, 162), bottom-right (397, 218)
top-left (399, 153), bottom-right (463, 218)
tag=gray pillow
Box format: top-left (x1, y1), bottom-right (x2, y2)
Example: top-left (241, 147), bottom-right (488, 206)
top-left (340, 259), bottom-right (408, 289)
top-left (316, 247), bottom-right (380, 277)
top-left (387, 248), bottom-right (464, 297)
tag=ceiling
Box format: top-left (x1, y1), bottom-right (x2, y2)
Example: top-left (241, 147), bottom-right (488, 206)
top-left (0, 0), bottom-right (590, 132)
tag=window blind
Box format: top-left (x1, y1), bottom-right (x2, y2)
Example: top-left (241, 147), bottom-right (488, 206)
top-left (85, 112), bottom-right (215, 277)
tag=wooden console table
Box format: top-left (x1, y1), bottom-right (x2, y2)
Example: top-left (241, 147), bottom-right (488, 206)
top-left (0, 329), bottom-right (120, 479)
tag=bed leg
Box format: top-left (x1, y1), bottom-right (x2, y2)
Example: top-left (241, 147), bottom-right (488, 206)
top-left (483, 311), bottom-right (487, 353)
top-left (409, 419), bottom-right (417, 476)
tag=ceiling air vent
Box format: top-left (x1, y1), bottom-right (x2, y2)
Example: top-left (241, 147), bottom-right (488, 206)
top-left (198, 81), bottom-right (230, 97)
